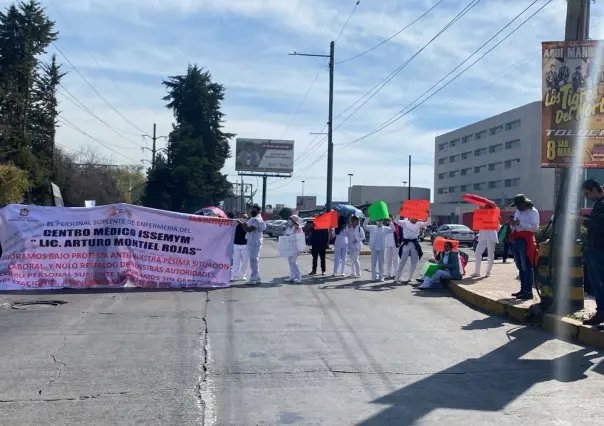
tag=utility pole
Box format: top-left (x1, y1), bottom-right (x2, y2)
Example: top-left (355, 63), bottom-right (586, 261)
top-left (142, 123), bottom-right (168, 168)
top-left (408, 155), bottom-right (412, 201)
top-left (262, 176), bottom-right (267, 212)
top-left (290, 41), bottom-right (335, 211)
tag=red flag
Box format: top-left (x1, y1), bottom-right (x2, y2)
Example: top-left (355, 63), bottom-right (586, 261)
top-left (313, 210), bottom-right (338, 229)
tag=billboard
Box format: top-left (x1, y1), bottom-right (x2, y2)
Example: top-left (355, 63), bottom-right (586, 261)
top-left (542, 40), bottom-right (604, 168)
top-left (296, 196), bottom-right (317, 211)
top-left (235, 138), bottom-right (294, 173)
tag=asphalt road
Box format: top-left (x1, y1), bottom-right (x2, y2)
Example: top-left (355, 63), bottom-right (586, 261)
top-left (0, 239), bottom-right (603, 425)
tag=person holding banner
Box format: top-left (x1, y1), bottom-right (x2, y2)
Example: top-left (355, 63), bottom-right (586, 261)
top-left (347, 215), bottom-right (365, 278)
top-left (230, 213), bottom-right (249, 282)
top-left (384, 215), bottom-right (401, 279)
top-left (240, 205), bottom-right (266, 284)
top-left (472, 206), bottom-right (499, 278)
top-left (332, 215), bottom-right (349, 276)
top-left (284, 215), bottom-right (304, 283)
top-left (394, 215), bottom-right (430, 284)
top-left (363, 219), bottom-right (394, 282)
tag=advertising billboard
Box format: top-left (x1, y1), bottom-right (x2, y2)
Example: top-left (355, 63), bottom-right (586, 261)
top-left (542, 40), bottom-right (604, 168)
top-left (235, 138), bottom-right (294, 173)
top-left (296, 196), bottom-right (317, 211)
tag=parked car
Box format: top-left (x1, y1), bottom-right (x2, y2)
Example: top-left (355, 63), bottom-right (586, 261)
top-left (472, 234), bottom-right (512, 259)
top-left (266, 220), bottom-right (286, 237)
top-left (430, 224), bottom-right (475, 247)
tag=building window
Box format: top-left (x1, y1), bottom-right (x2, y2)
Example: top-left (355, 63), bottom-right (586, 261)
top-left (461, 135), bottom-right (473, 144)
top-left (505, 139), bottom-right (521, 150)
top-left (504, 158), bottom-right (521, 169)
top-left (438, 188), bottom-right (444, 195)
top-left (449, 186), bottom-right (458, 193)
top-left (438, 142), bottom-right (447, 151)
top-left (473, 182), bottom-right (486, 190)
top-left (460, 184), bottom-right (469, 191)
top-left (504, 178), bottom-right (520, 187)
top-left (489, 143), bottom-right (503, 154)
top-left (461, 151), bottom-right (472, 160)
top-left (488, 162), bottom-right (502, 171)
top-left (475, 130), bottom-right (487, 140)
top-left (461, 167), bottom-right (471, 176)
top-left (449, 154), bottom-right (459, 163)
top-left (449, 138), bottom-right (460, 147)
top-left (505, 119), bottom-right (521, 131)
top-left (438, 158), bottom-right (446, 165)
top-left (474, 165), bottom-right (486, 174)
top-left (474, 148), bottom-right (487, 156)
top-left (489, 125), bottom-right (504, 135)
top-left (488, 180), bottom-right (502, 189)
top-left (438, 172), bottom-right (446, 180)
top-left (449, 170), bottom-right (458, 178)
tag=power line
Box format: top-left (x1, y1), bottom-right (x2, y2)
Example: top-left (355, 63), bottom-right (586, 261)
top-left (336, 0), bottom-right (446, 65)
top-left (52, 42), bottom-right (147, 135)
top-left (335, 0), bottom-right (361, 44)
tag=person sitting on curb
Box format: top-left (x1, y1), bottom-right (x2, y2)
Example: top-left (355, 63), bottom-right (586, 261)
top-left (415, 241), bottom-right (462, 289)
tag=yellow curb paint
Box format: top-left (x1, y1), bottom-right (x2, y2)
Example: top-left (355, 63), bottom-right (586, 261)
top-left (506, 304), bottom-right (529, 322)
top-left (542, 314), bottom-right (580, 341)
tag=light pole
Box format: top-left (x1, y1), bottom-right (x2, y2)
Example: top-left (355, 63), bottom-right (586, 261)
top-left (348, 173), bottom-right (353, 203)
top-left (301, 180), bottom-right (305, 196)
top-left (402, 181), bottom-right (407, 202)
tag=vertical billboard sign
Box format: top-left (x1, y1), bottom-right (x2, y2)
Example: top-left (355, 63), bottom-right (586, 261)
top-left (296, 196), bottom-right (317, 211)
top-left (235, 139), bottom-right (294, 173)
top-left (542, 40), bottom-right (604, 168)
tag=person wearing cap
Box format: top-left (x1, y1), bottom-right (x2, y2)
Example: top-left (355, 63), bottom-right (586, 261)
top-left (509, 194), bottom-right (539, 300)
top-left (240, 204), bottom-right (266, 284)
top-left (230, 212), bottom-right (249, 282)
top-left (284, 215), bottom-right (303, 283)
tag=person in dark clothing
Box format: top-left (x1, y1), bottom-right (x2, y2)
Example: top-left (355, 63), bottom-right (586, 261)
top-left (230, 213), bottom-right (249, 281)
top-left (309, 222), bottom-right (329, 275)
top-left (580, 179), bottom-right (604, 325)
top-left (498, 223), bottom-right (512, 263)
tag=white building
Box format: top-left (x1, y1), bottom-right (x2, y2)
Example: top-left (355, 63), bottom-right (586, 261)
top-left (432, 101), bottom-right (554, 221)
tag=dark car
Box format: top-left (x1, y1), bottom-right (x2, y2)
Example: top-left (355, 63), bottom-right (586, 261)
top-left (472, 234), bottom-right (512, 259)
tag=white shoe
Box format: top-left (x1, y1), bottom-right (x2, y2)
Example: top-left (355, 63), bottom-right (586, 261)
top-left (285, 278), bottom-right (294, 282)
top-left (294, 279), bottom-right (302, 283)
top-left (471, 273), bottom-right (480, 278)
top-left (241, 276), bottom-right (247, 281)
top-left (380, 277), bottom-right (385, 282)
top-left (332, 272), bottom-right (337, 276)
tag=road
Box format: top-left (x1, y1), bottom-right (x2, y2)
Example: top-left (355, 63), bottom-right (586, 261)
top-left (0, 239), bottom-right (603, 425)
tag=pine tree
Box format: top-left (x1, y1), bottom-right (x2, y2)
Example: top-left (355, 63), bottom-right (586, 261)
top-left (143, 65), bottom-right (233, 212)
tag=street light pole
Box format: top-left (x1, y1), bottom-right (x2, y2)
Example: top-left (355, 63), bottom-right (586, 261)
top-left (290, 41), bottom-right (335, 212)
top-left (301, 180), bottom-right (305, 196)
top-left (348, 173), bottom-right (354, 203)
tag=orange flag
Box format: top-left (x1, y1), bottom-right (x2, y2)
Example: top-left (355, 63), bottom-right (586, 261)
top-left (433, 236), bottom-right (459, 252)
top-left (472, 208), bottom-right (500, 231)
top-left (313, 210), bottom-right (338, 229)
top-left (399, 200), bottom-right (430, 221)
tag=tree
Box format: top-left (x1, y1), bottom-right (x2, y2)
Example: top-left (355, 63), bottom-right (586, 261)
top-left (279, 207), bottom-right (292, 220)
top-left (0, 163), bottom-right (30, 204)
top-left (113, 164), bottom-right (146, 204)
top-left (142, 65), bottom-right (233, 212)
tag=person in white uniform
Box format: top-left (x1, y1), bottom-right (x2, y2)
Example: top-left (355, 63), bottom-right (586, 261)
top-left (363, 219), bottom-right (394, 282)
top-left (284, 215), bottom-right (303, 283)
top-left (384, 215), bottom-right (400, 279)
top-left (240, 205), bottom-right (266, 284)
top-left (394, 215), bottom-right (430, 283)
top-left (348, 215), bottom-right (365, 278)
top-left (230, 213), bottom-right (249, 281)
top-left (472, 206), bottom-right (499, 277)
top-left (332, 216), bottom-right (349, 276)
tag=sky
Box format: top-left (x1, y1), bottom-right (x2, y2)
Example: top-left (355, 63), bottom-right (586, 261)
top-left (6, 0), bottom-right (604, 207)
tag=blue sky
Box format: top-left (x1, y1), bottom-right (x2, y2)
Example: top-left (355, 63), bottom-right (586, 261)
top-left (6, 0), bottom-right (603, 206)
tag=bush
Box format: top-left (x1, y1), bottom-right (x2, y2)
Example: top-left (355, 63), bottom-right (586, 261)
top-left (0, 164), bottom-right (30, 204)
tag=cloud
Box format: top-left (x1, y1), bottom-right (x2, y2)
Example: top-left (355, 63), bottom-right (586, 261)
top-left (7, 0), bottom-right (599, 208)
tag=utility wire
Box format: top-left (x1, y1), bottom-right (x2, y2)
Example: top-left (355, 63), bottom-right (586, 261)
top-left (336, 0), bottom-right (446, 64)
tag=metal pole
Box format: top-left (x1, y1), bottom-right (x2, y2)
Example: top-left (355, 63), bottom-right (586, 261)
top-left (408, 155), bottom-right (411, 200)
top-left (326, 40), bottom-right (335, 212)
top-left (301, 180), bottom-right (305, 196)
top-left (348, 173), bottom-right (353, 203)
top-left (240, 176), bottom-right (244, 214)
top-left (152, 123), bottom-right (157, 168)
top-left (262, 176), bottom-right (267, 212)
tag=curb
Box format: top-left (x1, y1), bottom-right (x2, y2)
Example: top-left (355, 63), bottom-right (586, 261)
top-left (449, 281), bottom-right (604, 350)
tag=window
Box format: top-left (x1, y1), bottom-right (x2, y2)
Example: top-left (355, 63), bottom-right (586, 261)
top-left (489, 125), bottom-right (504, 135)
top-left (460, 184), bottom-right (469, 191)
top-left (449, 186), bottom-right (458, 193)
top-left (488, 162), bottom-right (502, 171)
top-left (438, 142), bottom-right (447, 151)
top-left (438, 172), bottom-right (446, 180)
top-left (449, 138), bottom-right (460, 147)
top-left (473, 182), bottom-right (486, 190)
top-left (438, 188), bottom-right (444, 194)
top-left (474, 148), bottom-right (488, 156)
top-left (488, 180), bottom-right (502, 189)
top-left (449, 154), bottom-right (459, 163)
top-left (449, 170), bottom-right (458, 178)
top-left (461, 167), bottom-right (472, 176)
top-left (461, 135), bottom-right (473, 144)
top-left (505, 119), bottom-right (521, 131)
top-left (505, 158), bottom-right (521, 169)
top-left (475, 130), bottom-right (487, 140)
top-left (461, 151), bottom-right (472, 160)
top-left (474, 165), bottom-right (486, 174)
top-left (438, 158), bottom-right (446, 165)
top-left (505, 139), bottom-right (521, 150)
top-left (489, 143), bottom-right (503, 154)
top-left (504, 178), bottom-right (520, 187)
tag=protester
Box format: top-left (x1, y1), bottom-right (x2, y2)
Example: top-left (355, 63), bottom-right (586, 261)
top-left (384, 215), bottom-right (401, 279)
top-left (579, 179), bottom-right (604, 325)
top-left (240, 204), bottom-right (266, 284)
top-left (284, 215), bottom-right (303, 283)
top-left (348, 215), bottom-right (365, 278)
top-left (509, 194), bottom-right (539, 300)
top-left (498, 222), bottom-right (512, 263)
top-left (230, 212), bottom-right (249, 282)
top-left (394, 214), bottom-right (430, 284)
top-left (472, 205), bottom-right (498, 277)
top-left (363, 219), bottom-right (394, 282)
top-left (416, 241), bottom-right (462, 289)
top-left (309, 222), bottom-right (329, 276)
top-left (332, 215), bottom-right (349, 276)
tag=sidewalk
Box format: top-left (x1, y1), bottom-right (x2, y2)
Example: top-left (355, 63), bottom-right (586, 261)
top-left (449, 262), bottom-right (604, 349)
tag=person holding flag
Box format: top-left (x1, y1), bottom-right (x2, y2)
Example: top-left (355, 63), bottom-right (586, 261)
top-left (364, 219), bottom-right (394, 282)
top-left (394, 213), bottom-right (431, 284)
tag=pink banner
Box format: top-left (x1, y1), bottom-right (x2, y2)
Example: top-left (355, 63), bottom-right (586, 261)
top-left (0, 204), bottom-right (235, 290)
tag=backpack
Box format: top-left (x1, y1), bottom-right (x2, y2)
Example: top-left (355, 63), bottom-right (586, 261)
top-left (459, 251), bottom-right (469, 276)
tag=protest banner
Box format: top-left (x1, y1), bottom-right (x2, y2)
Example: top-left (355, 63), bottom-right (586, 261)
top-left (399, 200), bottom-right (430, 221)
top-left (0, 204), bottom-right (235, 290)
top-left (368, 201), bottom-right (389, 221)
top-left (472, 208), bottom-right (500, 231)
top-left (313, 210), bottom-right (337, 229)
top-left (278, 233), bottom-right (306, 257)
top-left (433, 236), bottom-right (459, 252)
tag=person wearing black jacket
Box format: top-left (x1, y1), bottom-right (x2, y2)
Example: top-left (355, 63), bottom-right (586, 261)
top-left (230, 213), bottom-right (249, 281)
top-left (309, 222), bottom-right (329, 275)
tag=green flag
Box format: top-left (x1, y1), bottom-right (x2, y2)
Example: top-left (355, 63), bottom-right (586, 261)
top-left (421, 263), bottom-right (440, 278)
top-left (368, 201), bottom-right (389, 221)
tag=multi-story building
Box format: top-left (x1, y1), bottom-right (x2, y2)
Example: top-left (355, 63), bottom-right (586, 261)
top-left (432, 101), bottom-right (554, 222)
top-left (349, 185), bottom-right (431, 218)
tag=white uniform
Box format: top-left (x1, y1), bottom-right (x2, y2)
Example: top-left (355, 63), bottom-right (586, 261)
top-left (473, 230), bottom-right (498, 276)
top-left (384, 222), bottom-right (399, 278)
top-left (246, 215), bottom-right (265, 283)
top-left (284, 226), bottom-right (303, 282)
top-left (332, 228), bottom-right (349, 276)
top-left (348, 225), bottom-right (365, 277)
top-left (395, 219), bottom-right (429, 282)
top-left (363, 223), bottom-right (394, 281)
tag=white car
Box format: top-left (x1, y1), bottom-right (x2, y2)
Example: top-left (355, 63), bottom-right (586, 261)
top-left (430, 224), bottom-right (475, 247)
top-left (266, 220), bottom-right (287, 237)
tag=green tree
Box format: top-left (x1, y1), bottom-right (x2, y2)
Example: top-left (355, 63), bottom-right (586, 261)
top-left (279, 207), bottom-right (293, 220)
top-left (143, 65), bottom-right (233, 212)
top-left (0, 163), bottom-right (30, 204)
